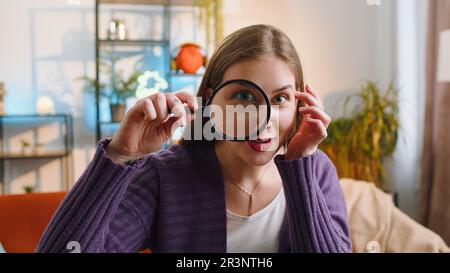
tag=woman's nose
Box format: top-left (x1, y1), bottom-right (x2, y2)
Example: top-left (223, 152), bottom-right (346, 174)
top-left (262, 120), bottom-right (274, 134)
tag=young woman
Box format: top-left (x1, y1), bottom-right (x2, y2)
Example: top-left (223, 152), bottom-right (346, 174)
top-left (37, 25), bottom-right (352, 253)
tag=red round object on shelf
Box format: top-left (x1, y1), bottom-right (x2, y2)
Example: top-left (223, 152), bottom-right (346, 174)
top-left (175, 43), bottom-right (205, 74)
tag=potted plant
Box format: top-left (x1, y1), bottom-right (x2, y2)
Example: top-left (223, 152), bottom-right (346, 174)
top-left (23, 185), bottom-right (35, 194)
top-left (319, 81), bottom-right (400, 188)
top-left (194, 0), bottom-right (223, 48)
top-left (78, 70), bottom-right (141, 123)
top-left (109, 70), bottom-right (141, 122)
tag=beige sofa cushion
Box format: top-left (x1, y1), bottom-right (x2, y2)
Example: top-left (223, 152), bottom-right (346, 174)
top-left (340, 178), bottom-right (450, 253)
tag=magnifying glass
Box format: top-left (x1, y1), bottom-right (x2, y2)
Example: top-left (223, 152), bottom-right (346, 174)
top-left (169, 79), bottom-right (271, 141)
top-left (204, 79), bottom-right (271, 141)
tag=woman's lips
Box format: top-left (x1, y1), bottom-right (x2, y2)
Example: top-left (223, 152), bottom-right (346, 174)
top-left (246, 138), bottom-right (273, 152)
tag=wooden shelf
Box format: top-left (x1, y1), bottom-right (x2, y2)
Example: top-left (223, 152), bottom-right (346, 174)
top-left (168, 72), bottom-right (204, 77)
top-left (95, 0), bottom-right (202, 142)
top-left (100, 121), bottom-right (121, 125)
top-left (99, 0), bottom-right (195, 6)
top-left (0, 114), bottom-right (70, 119)
top-left (99, 39), bottom-right (169, 46)
top-left (0, 114), bottom-right (74, 194)
top-left (0, 152), bottom-right (69, 160)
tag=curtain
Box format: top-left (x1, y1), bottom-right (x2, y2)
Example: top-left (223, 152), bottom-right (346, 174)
top-left (420, 0), bottom-right (450, 244)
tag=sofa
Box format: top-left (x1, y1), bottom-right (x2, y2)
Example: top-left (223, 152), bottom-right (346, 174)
top-left (0, 192), bottom-right (66, 253)
top-left (340, 178), bottom-right (449, 253)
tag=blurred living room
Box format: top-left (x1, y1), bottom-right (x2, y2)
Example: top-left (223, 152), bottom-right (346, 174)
top-left (0, 0), bottom-right (449, 254)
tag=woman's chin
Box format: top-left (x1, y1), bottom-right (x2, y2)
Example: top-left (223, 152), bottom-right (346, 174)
top-left (239, 144), bottom-right (278, 166)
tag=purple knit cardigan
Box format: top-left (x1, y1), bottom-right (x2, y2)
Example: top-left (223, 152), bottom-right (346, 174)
top-left (36, 139), bottom-right (352, 253)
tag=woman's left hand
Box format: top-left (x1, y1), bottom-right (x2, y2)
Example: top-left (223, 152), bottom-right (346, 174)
top-left (285, 84), bottom-right (331, 160)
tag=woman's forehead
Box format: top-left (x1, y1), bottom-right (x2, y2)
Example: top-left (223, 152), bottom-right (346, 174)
top-left (222, 57), bottom-right (296, 92)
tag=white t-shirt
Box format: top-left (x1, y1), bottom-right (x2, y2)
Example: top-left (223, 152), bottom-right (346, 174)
top-left (226, 188), bottom-right (286, 253)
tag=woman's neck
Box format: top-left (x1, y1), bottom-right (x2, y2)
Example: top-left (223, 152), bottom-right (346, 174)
top-left (214, 142), bottom-right (282, 188)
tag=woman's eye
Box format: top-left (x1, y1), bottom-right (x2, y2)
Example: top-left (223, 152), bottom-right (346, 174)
top-left (272, 95), bottom-right (288, 104)
top-left (233, 90), bottom-right (255, 101)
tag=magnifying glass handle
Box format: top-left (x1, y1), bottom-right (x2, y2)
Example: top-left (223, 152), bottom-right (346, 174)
top-left (165, 104), bottom-right (199, 122)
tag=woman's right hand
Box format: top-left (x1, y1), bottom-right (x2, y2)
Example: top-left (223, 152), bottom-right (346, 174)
top-left (106, 91), bottom-right (199, 163)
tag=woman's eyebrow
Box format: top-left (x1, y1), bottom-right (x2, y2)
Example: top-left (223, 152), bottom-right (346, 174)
top-left (271, 84), bottom-right (294, 93)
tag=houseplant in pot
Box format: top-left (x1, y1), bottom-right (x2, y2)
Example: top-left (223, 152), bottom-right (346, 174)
top-left (319, 81), bottom-right (400, 189)
top-left (108, 70), bottom-right (141, 122)
top-left (78, 70), bottom-right (142, 123)
top-left (194, 0), bottom-right (224, 48)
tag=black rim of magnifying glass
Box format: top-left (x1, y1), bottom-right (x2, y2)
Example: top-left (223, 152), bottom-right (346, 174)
top-left (204, 79), bottom-right (271, 142)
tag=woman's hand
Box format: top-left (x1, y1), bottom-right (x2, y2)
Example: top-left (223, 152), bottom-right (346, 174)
top-left (106, 91), bottom-right (198, 163)
top-left (285, 85), bottom-right (331, 160)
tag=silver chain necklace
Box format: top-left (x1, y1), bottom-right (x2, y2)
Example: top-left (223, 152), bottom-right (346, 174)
top-left (228, 167), bottom-right (270, 216)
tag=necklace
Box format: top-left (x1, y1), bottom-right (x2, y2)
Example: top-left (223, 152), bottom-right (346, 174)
top-left (228, 167), bottom-right (270, 216)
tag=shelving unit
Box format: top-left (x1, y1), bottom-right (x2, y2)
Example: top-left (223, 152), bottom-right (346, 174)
top-left (95, 0), bottom-right (204, 142)
top-left (0, 114), bottom-right (73, 194)
top-left (98, 39), bottom-right (170, 46)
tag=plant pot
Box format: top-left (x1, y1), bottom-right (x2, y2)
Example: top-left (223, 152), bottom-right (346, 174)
top-left (110, 104), bottom-right (126, 123)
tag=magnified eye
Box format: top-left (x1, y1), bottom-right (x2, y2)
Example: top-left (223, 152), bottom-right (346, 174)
top-left (273, 95), bottom-right (287, 105)
top-left (233, 90), bottom-right (256, 102)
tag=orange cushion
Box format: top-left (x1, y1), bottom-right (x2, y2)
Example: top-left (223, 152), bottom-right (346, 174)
top-left (0, 192), bottom-right (66, 253)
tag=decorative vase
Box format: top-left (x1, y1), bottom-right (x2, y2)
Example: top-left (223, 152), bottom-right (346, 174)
top-left (172, 43), bottom-right (206, 74)
top-left (107, 18), bottom-right (127, 40)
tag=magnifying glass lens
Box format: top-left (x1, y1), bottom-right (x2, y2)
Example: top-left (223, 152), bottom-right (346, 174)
top-left (208, 80), bottom-right (269, 140)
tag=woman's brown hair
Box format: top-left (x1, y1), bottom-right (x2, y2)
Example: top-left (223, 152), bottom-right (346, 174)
top-left (180, 24), bottom-right (305, 146)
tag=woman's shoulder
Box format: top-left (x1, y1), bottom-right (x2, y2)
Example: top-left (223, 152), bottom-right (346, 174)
top-left (143, 142), bottom-right (212, 170)
top-left (123, 144), bottom-right (200, 198)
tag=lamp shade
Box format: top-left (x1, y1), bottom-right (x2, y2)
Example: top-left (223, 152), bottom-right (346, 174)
top-left (437, 29), bottom-right (450, 82)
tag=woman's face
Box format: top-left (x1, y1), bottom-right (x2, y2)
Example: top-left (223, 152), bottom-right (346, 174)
top-left (215, 56), bottom-right (298, 166)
